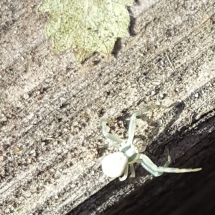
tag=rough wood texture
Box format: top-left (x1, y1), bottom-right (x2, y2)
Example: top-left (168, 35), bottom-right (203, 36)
top-left (1, 0), bottom-right (215, 214)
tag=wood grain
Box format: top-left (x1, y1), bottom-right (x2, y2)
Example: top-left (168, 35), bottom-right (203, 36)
top-left (0, 0), bottom-right (215, 214)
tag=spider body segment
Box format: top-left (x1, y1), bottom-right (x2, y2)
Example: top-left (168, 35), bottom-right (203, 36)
top-left (101, 107), bottom-right (202, 181)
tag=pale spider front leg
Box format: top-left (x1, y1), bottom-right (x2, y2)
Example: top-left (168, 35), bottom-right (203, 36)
top-left (127, 105), bottom-right (167, 146)
top-left (133, 105), bottom-right (201, 176)
top-left (101, 118), bottom-right (123, 148)
top-left (139, 153), bottom-right (202, 177)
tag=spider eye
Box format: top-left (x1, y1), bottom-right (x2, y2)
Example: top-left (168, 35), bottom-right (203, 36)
top-left (102, 152), bottom-right (128, 178)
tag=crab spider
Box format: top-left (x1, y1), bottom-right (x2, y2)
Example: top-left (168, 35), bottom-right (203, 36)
top-left (101, 106), bottom-right (202, 181)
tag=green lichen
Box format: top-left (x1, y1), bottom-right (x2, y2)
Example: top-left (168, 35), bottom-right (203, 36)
top-left (39, 0), bottom-right (133, 62)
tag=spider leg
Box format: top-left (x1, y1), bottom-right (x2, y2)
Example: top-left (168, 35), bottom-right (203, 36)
top-left (127, 105), bottom-right (167, 146)
top-left (139, 154), bottom-right (201, 177)
top-left (119, 164), bottom-right (129, 181)
top-left (101, 118), bottom-right (123, 148)
top-left (130, 164), bottom-right (135, 178)
top-left (150, 153), bottom-right (171, 177)
top-left (127, 112), bottom-right (138, 145)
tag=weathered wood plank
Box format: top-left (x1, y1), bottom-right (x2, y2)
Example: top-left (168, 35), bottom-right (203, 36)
top-left (0, 0), bottom-right (215, 214)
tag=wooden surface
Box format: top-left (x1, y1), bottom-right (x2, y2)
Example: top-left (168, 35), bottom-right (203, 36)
top-left (1, 0), bottom-right (215, 214)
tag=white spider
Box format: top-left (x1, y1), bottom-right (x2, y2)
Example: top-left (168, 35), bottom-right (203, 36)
top-left (101, 106), bottom-right (202, 181)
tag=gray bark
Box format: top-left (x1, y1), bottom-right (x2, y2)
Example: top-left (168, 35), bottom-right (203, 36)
top-left (0, 0), bottom-right (215, 214)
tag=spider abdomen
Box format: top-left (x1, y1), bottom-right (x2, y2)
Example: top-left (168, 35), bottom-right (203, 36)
top-left (102, 152), bottom-right (128, 178)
